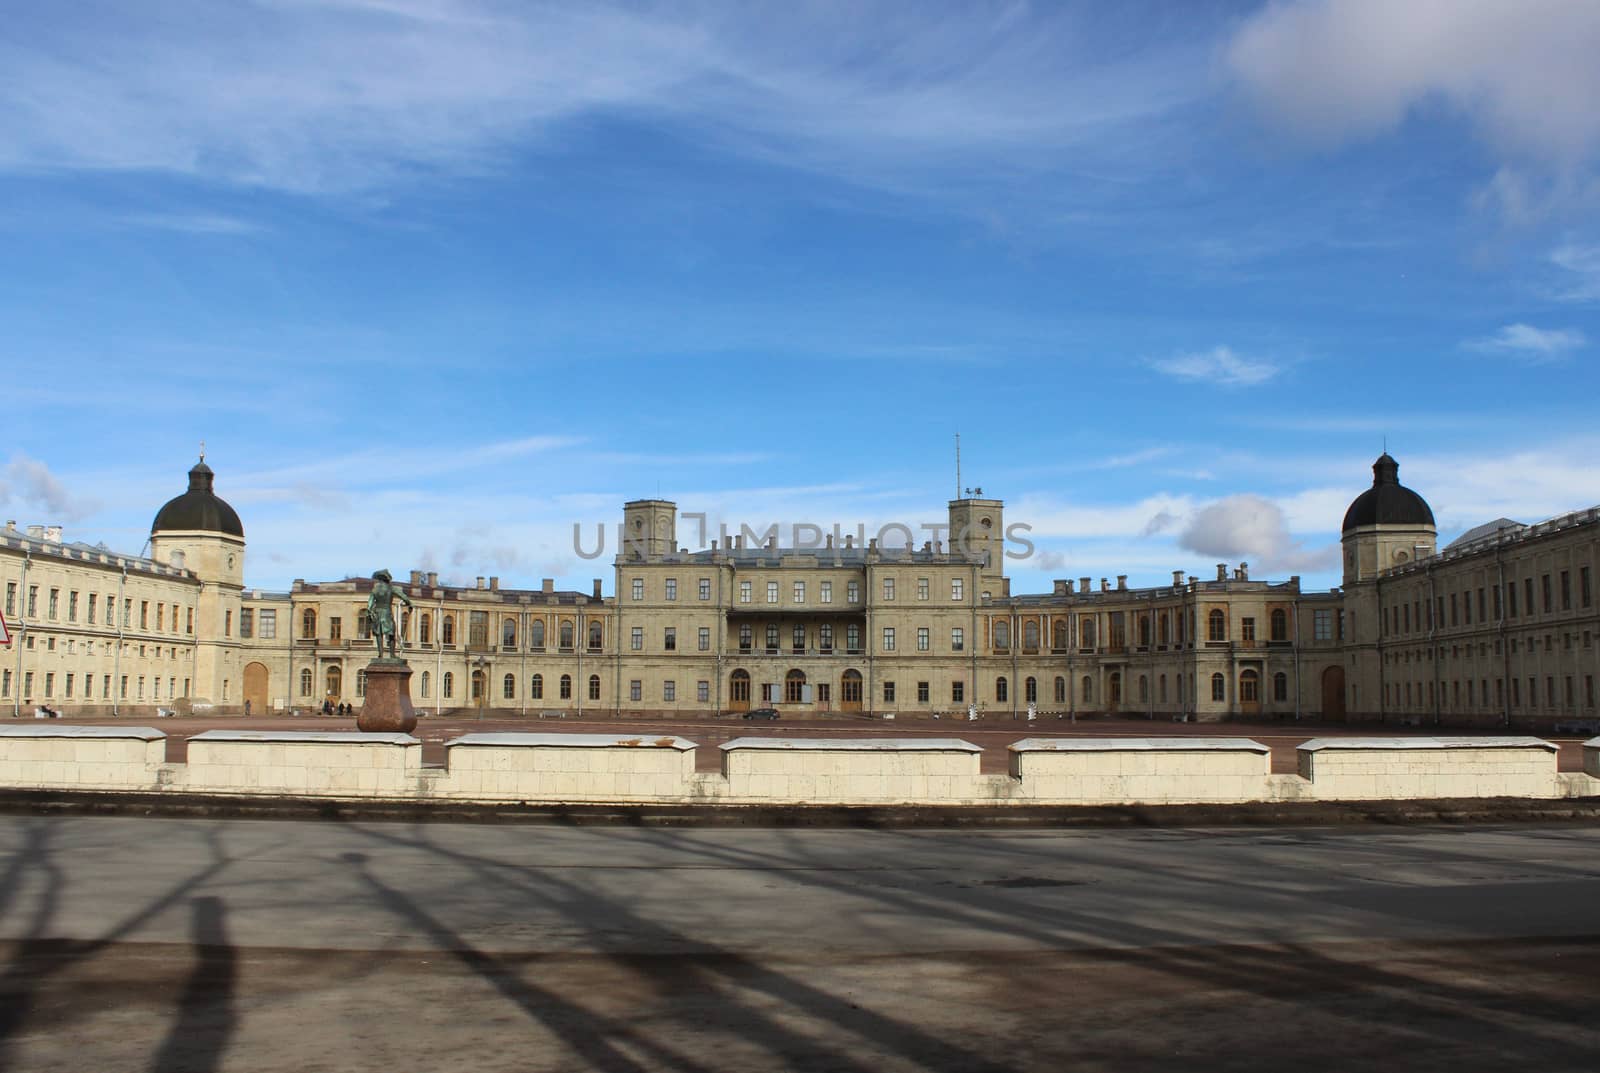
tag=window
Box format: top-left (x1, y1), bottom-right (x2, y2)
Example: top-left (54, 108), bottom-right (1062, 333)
top-left (993, 621), bottom-right (1009, 650)
top-left (664, 627), bottom-right (676, 651)
top-left (1313, 609), bottom-right (1333, 641)
top-left (883, 681), bottom-right (896, 703)
top-left (951, 578), bottom-right (964, 601)
top-left (240, 608), bottom-right (253, 638)
top-left (558, 620), bottom-right (573, 649)
top-left (1240, 617), bottom-right (1255, 643)
top-left (418, 613), bottom-right (433, 645)
top-left (665, 579), bottom-right (677, 602)
top-left (1270, 608), bottom-right (1287, 641)
top-left (821, 581), bottom-right (832, 604)
top-left (139, 599), bottom-right (148, 628)
top-left (766, 624), bottom-right (780, 651)
top-left (699, 578), bottom-right (711, 600)
top-left (847, 581), bottom-right (859, 603)
top-left (740, 581), bottom-right (752, 604)
top-left (632, 578), bottom-right (644, 601)
top-left (1274, 672), bottom-right (1288, 702)
top-left (27, 586), bottom-right (37, 617)
top-left (68, 591), bottom-right (78, 622)
top-left (503, 674), bottom-right (515, 700)
top-left (502, 617), bottom-right (517, 648)
top-left (186, 606), bottom-right (194, 634)
top-left (739, 624), bottom-right (752, 651)
top-left (882, 627), bottom-right (895, 652)
top-left (420, 671), bottom-right (430, 698)
top-left (846, 623), bottom-right (860, 651)
top-left (0, 670), bottom-right (7, 698)
top-left (1542, 574), bottom-right (1552, 613)
top-left (225, 610), bottom-right (233, 637)
top-left (259, 609), bottom-right (276, 639)
top-left (589, 675), bottom-right (601, 701)
top-left (3, 582), bottom-right (12, 616)
top-left (792, 624), bottom-right (805, 652)
top-left (1583, 566), bottom-right (1593, 609)
top-left (49, 588), bottom-right (59, 620)
top-left (1561, 570), bottom-right (1572, 611)
top-left (697, 680), bottom-right (710, 703)
top-left (1025, 677), bottom-right (1037, 704)
top-left (819, 624), bottom-right (833, 652)
top-left (918, 681), bottom-right (930, 703)
top-left (917, 578), bottom-right (929, 601)
top-left (441, 615), bottom-right (455, 646)
top-left (951, 627), bottom-right (964, 652)
top-left (996, 676), bottom-right (1008, 702)
top-left (663, 680), bottom-right (676, 702)
top-left (793, 581), bottom-right (805, 603)
top-left (443, 672), bottom-right (454, 699)
top-left (917, 627), bottom-right (929, 651)
top-left (468, 611), bottom-right (488, 648)
top-left (630, 680), bottom-right (642, 702)
top-left (1239, 670), bottom-right (1259, 702)
top-left (1211, 673), bottom-right (1225, 702)
top-left (300, 669), bottom-right (313, 697)
top-left (530, 674), bottom-right (543, 699)
top-left (631, 627), bottom-right (644, 650)
top-left (698, 627), bottom-right (710, 651)
top-left (883, 578), bottom-right (895, 601)
top-left (1023, 620), bottom-right (1040, 650)
top-left (559, 674), bottom-right (572, 700)
top-left (767, 581), bottom-right (779, 604)
top-left (952, 681), bottom-right (965, 704)
top-left (1508, 582), bottom-right (1518, 617)
top-left (303, 608), bottom-right (317, 638)
top-left (1207, 609), bottom-right (1225, 641)
top-left (589, 622), bottom-right (603, 651)
top-left (526, 619), bottom-right (541, 649)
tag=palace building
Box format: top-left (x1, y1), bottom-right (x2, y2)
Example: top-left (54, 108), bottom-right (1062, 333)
top-left (4, 455), bottom-right (1598, 727)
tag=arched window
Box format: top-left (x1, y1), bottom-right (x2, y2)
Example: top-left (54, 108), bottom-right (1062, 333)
top-left (301, 608), bottom-right (317, 639)
top-left (299, 668), bottom-right (312, 697)
top-left (471, 670), bottom-right (485, 702)
top-left (588, 674), bottom-right (601, 701)
top-left (1271, 609), bottom-right (1288, 642)
top-left (559, 673), bottom-right (572, 699)
top-left (1159, 674), bottom-right (1168, 703)
top-left (1081, 675), bottom-right (1094, 701)
top-left (1025, 676), bottom-right (1037, 703)
top-left (530, 673), bottom-right (543, 700)
top-left (559, 620), bottom-right (574, 649)
top-left (1023, 621), bottom-right (1039, 650)
top-left (325, 666), bottom-right (342, 698)
top-left (419, 613), bottom-right (431, 645)
top-left (529, 620), bottom-right (545, 649)
top-left (1240, 669), bottom-right (1259, 702)
top-left (1052, 619), bottom-right (1068, 650)
top-left (996, 676), bottom-right (1008, 702)
top-left (401, 610), bottom-right (410, 639)
top-left (1054, 676), bottom-right (1066, 703)
top-left (1211, 673), bottom-right (1225, 701)
top-left (1138, 675), bottom-right (1148, 702)
top-left (441, 615), bottom-right (455, 646)
top-left (443, 672), bottom-right (454, 699)
top-left (1207, 609), bottom-right (1226, 642)
top-left (841, 670), bottom-right (863, 704)
top-left (994, 621), bottom-right (1010, 650)
top-left (420, 670), bottom-right (430, 698)
top-left (356, 669), bottom-right (367, 697)
top-left (589, 622), bottom-right (603, 651)
top-left (730, 670), bottom-right (751, 703)
top-left (502, 617), bottom-right (517, 648)
top-left (503, 673), bottom-right (515, 699)
top-left (785, 669), bottom-right (806, 704)
top-left (1273, 672), bottom-right (1288, 702)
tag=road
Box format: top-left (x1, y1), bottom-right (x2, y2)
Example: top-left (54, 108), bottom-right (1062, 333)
top-left (2, 816), bottom-right (1599, 1071)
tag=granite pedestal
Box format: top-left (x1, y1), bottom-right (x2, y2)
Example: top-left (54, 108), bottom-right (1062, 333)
top-left (356, 659), bottom-right (417, 734)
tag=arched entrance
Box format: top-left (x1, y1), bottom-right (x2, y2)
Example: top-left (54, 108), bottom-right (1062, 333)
top-left (1321, 665), bottom-right (1347, 721)
top-left (729, 669), bottom-right (751, 712)
top-left (471, 669), bottom-right (487, 708)
top-left (841, 669), bottom-right (864, 712)
top-left (324, 665), bottom-right (342, 706)
top-left (784, 669), bottom-right (806, 705)
top-left (1239, 669), bottom-right (1261, 716)
top-left (1107, 671), bottom-right (1122, 714)
top-left (243, 662), bottom-right (269, 716)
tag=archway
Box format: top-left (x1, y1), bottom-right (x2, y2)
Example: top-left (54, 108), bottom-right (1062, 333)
top-left (729, 669), bottom-right (751, 712)
top-left (324, 665), bottom-right (342, 706)
top-left (784, 669), bottom-right (807, 705)
top-left (841, 669), bottom-right (864, 712)
top-left (1322, 665), bottom-right (1347, 722)
top-left (243, 662), bottom-right (269, 716)
top-left (1239, 669), bottom-right (1261, 716)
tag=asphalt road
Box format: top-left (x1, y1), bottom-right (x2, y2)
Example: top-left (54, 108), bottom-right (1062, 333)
top-left (3, 816), bottom-right (1600, 1071)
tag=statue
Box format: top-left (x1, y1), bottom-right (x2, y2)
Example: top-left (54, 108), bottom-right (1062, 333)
top-left (366, 569), bottom-right (413, 661)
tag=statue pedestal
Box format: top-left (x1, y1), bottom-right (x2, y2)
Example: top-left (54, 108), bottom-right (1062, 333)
top-left (357, 660), bottom-right (417, 734)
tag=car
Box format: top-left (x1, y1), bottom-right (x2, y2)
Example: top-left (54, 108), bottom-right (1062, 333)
top-left (741, 707), bottom-right (780, 720)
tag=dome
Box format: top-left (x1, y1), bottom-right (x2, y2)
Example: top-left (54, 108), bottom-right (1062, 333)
top-left (151, 460), bottom-right (244, 537)
top-left (1341, 453), bottom-right (1434, 532)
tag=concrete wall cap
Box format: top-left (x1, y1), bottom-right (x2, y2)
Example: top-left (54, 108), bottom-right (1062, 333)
top-left (0, 725), bottom-right (166, 741)
top-left (719, 737), bottom-right (982, 753)
top-left (188, 730), bottom-right (419, 746)
top-left (1010, 737), bottom-right (1270, 754)
top-left (446, 733), bottom-right (697, 751)
top-left (1299, 736), bottom-right (1556, 753)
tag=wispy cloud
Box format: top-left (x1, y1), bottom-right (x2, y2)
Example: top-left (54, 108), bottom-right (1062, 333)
top-left (0, 454), bottom-right (98, 522)
top-left (1464, 322), bottom-right (1587, 361)
top-left (119, 212), bottom-right (263, 235)
top-left (1150, 346), bottom-right (1280, 387)
top-left (1550, 242), bottom-right (1600, 302)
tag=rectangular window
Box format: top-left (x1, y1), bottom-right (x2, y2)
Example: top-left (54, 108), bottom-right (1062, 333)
top-left (1542, 575), bottom-right (1552, 614)
top-left (259, 609), bottom-right (276, 639)
top-left (1507, 582), bottom-right (1517, 617)
top-left (3, 582), bottom-right (13, 616)
top-left (631, 627), bottom-right (643, 651)
top-left (952, 627), bottom-right (964, 651)
top-left (917, 681), bottom-right (929, 703)
top-left (952, 681), bottom-right (965, 704)
top-left (740, 580), bottom-right (752, 603)
top-left (951, 578), bottom-right (964, 601)
top-left (1561, 570), bottom-right (1571, 611)
top-left (28, 586), bottom-right (37, 617)
top-left (1463, 592), bottom-right (1472, 625)
top-left (1582, 566), bottom-right (1593, 609)
top-left (0, 669), bottom-right (8, 697)
top-left (224, 610), bottom-right (233, 637)
top-left (86, 592), bottom-right (96, 622)
top-left (1449, 593), bottom-right (1458, 627)
top-left (917, 627), bottom-right (929, 651)
top-left (883, 681), bottom-right (896, 703)
top-left (697, 680), bottom-right (710, 703)
top-left (883, 578), bottom-right (895, 601)
top-left (48, 588), bottom-right (59, 620)
top-left (45, 672), bottom-right (54, 697)
top-left (820, 581), bottom-right (832, 604)
top-left (185, 607), bottom-right (193, 634)
top-left (792, 624), bottom-right (805, 652)
top-left (240, 608), bottom-right (254, 639)
top-left (1313, 609), bottom-right (1333, 641)
top-left (882, 627), bottom-right (895, 651)
top-left (1241, 617), bottom-right (1255, 642)
top-left (664, 628), bottom-right (676, 651)
top-left (1526, 578), bottom-right (1535, 615)
top-left (629, 680), bottom-right (642, 702)
top-left (793, 581), bottom-right (805, 603)
top-left (157, 603), bottom-right (166, 631)
top-left (68, 591), bottom-right (78, 622)
top-left (665, 579), bottom-right (677, 601)
top-left (632, 578), bottom-right (644, 601)
top-left (917, 578), bottom-right (929, 601)
top-left (698, 627), bottom-right (710, 651)
top-left (24, 672), bottom-right (33, 698)
top-left (847, 581), bottom-right (860, 603)
top-left (663, 681), bottom-right (676, 702)
top-left (699, 578), bottom-right (711, 601)
top-left (767, 581), bottom-right (778, 604)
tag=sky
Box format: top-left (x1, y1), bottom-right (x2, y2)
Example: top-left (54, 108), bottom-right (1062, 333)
top-left (2, 0), bottom-right (1599, 596)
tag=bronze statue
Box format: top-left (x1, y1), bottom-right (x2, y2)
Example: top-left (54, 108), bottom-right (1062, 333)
top-left (367, 569), bottom-right (414, 660)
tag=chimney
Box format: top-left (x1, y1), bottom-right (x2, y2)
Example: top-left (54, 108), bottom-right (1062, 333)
top-left (4, 521), bottom-right (15, 533)
top-left (541, 578), bottom-right (554, 594)
top-left (1172, 570), bottom-right (1184, 586)
top-left (1116, 575), bottom-right (1127, 590)
top-left (1188, 575), bottom-right (1198, 586)
top-left (845, 535), bottom-right (855, 549)
top-left (43, 526), bottom-right (61, 543)
top-left (592, 579), bottom-right (603, 600)
top-left (410, 570), bottom-right (422, 586)
top-left (1064, 579), bottom-right (1075, 594)
top-left (767, 534), bottom-right (777, 550)
top-left (1237, 562), bottom-right (1248, 581)
top-left (489, 576), bottom-right (499, 591)
top-left (1216, 563), bottom-right (1228, 581)
top-left (476, 576), bottom-right (486, 590)
top-left (1053, 580), bottom-right (1068, 596)
top-left (1079, 576), bottom-right (1091, 593)
top-left (1100, 578), bottom-right (1109, 592)
top-left (1289, 575), bottom-right (1301, 589)
top-left (735, 535), bottom-right (743, 550)
top-left (26, 525), bottom-right (43, 539)
top-left (825, 534), bottom-right (834, 549)
top-left (427, 572), bottom-right (438, 587)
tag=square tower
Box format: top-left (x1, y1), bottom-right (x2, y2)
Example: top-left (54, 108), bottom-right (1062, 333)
top-left (621, 500), bottom-right (678, 561)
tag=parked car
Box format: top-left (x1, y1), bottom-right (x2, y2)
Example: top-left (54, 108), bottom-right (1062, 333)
top-left (742, 707), bottom-right (780, 720)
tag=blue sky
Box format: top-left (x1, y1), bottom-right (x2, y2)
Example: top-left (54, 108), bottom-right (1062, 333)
top-left (2, 0), bottom-right (1598, 595)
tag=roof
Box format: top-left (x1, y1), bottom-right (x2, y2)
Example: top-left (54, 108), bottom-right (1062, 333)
top-left (151, 460), bottom-right (244, 538)
top-left (1341, 453), bottom-right (1434, 532)
top-left (1445, 517), bottom-right (1525, 550)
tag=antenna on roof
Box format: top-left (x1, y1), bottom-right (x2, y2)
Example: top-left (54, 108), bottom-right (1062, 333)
top-left (955, 432), bottom-right (961, 499)
top-left (199, 439), bottom-right (206, 462)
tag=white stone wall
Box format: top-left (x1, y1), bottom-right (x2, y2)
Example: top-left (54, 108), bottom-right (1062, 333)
top-left (184, 731), bottom-right (420, 796)
top-left (0, 726), bottom-right (166, 789)
top-left (1297, 737), bottom-right (1562, 800)
top-left (432, 733), bottom-right (696, 801)
top-left (1010, 738), bottom-right (1271, 804)
top-left (720, 738), bottom-right (983, 803)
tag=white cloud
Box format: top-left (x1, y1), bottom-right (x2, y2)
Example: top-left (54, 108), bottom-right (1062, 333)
top-left (1177, 494), bottom-right (1337, 574)
top-left (119, 212), bottom-right (264, 235)
top-left (1550, 243), bottom-right (1600, 302)
top-left (1227, 0), bottom-right (1600, 168)
top-left (1150, 346), bottom-right (1280, 387)
top-left (0, 454), bottom-right (98, 522)
top-left (1464, 322), bottom-right (1587, 361)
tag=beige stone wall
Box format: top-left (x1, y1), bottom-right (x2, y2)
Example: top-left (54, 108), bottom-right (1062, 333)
top-left (433, 733), bottom-right (696, 801)
top-left (720, 739), bottom-right (983, 803)
top-left (1297, 738), bottom-right (1561, 800)
top-left (184, 731), bottom-right (420, 796)
top-left (0, 727), bottom-right (166, 789)
top-left (1010, 740), bottom-right (1272, 804)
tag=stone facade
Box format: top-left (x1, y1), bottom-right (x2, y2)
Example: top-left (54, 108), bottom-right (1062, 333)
top-left (3, 455), bottom-right (1599, 728)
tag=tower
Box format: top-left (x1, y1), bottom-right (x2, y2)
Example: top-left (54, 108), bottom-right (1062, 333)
top-left (1339, 453), bottom-right (1436, 586)
top-left (621, 499), bottom-right (677, 561)
top-left (947, 494), bottom-right (1008, 598)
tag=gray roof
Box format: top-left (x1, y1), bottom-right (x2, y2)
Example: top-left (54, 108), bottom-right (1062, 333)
top-left (1445, 517), bottom-right (1525, 550)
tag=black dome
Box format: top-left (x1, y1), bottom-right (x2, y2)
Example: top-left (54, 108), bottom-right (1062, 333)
top-left (151, 460), bottom-right (244, 537)
top-left (1341, 454), bottom-right (1434, 532)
